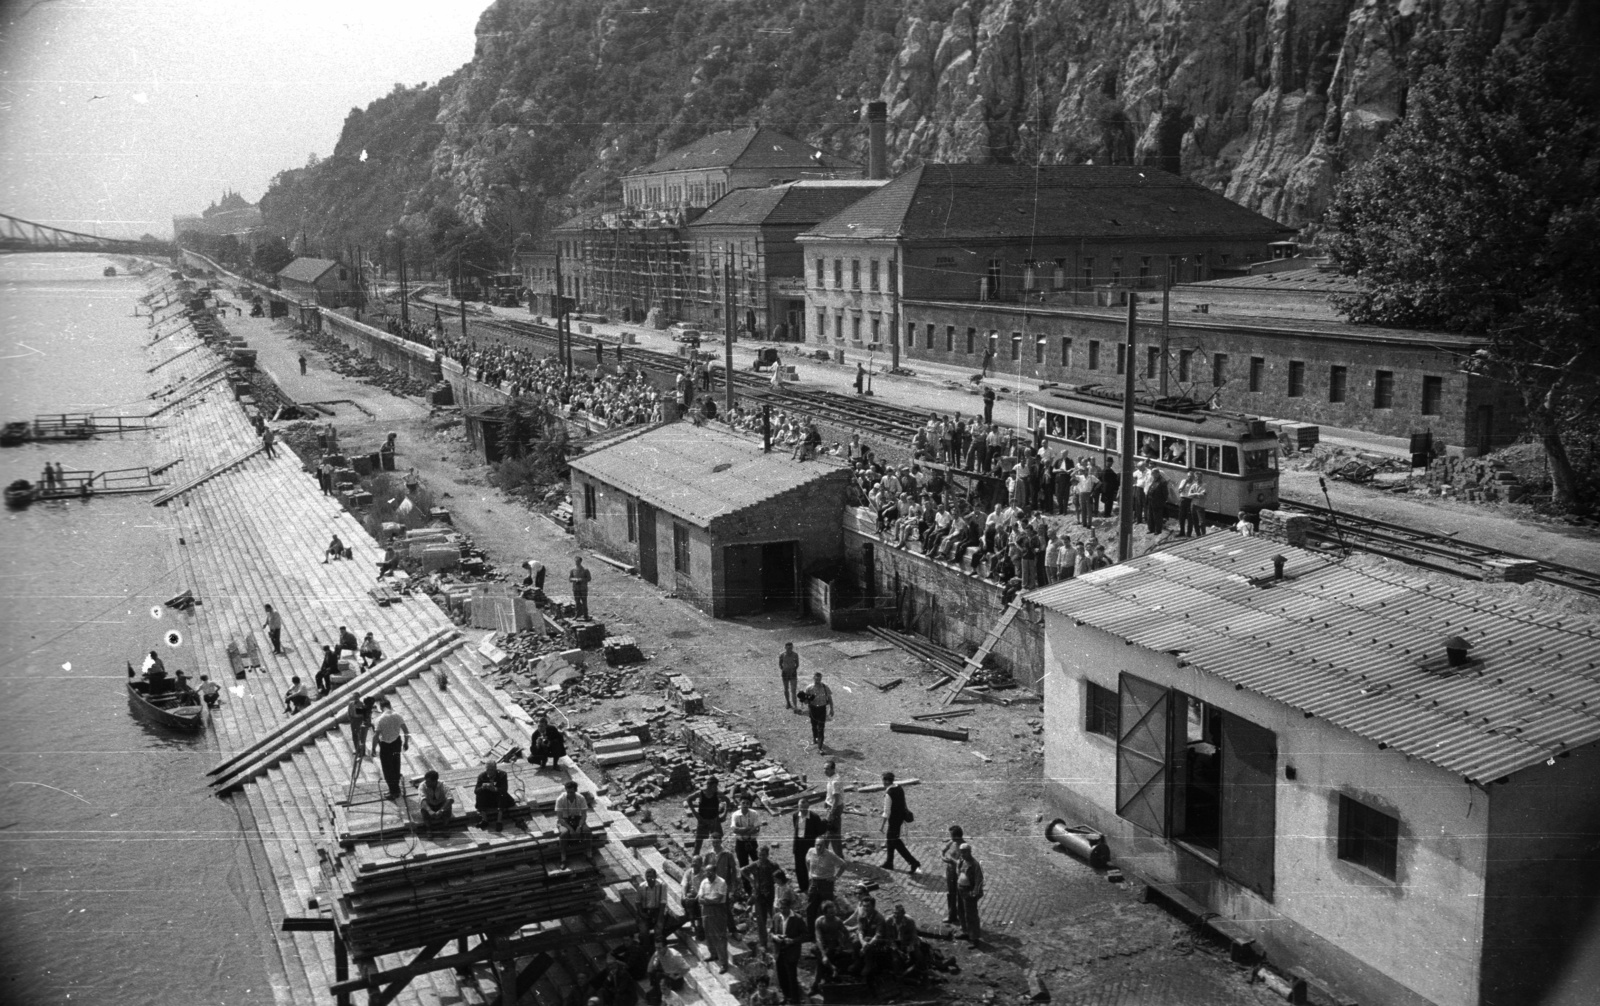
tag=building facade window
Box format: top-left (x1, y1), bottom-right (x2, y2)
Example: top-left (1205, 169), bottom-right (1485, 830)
top-left (1082, 257), bottom-right (1095, 289)
top-left (1139, 256), bottom-right (1151, 282)
top-left (1089, 340), bottom-right (1101, 370)
top-left (1010, 332), bottom-right (1022, 361)
top-left (1288, 361), bottom-right (1306, 398)
top-left (1116, 343), bottom-right (1127, 375)
top-left (966, 328), bottom-right (976, 354)
top-left (1374, 370), bottom-right (1395, 409)
top-left (817, 311), bottom-right (827, 340)
top-left (1249, 357), bottom-right (1265, 392)
top-left (1111, 257), bottom-right (1123, 284)
top-left (906, 322), bottom-right (916, 347)
top-left (851, 315), bottom-right (862, 342)
top-left (1084, 681), bottom-right (1118, 739)
top-left (625, 499), bottom-right (637, 543)
top-left (851, 259), bottom-right (861, 290)
top-left (1212, 353), bottom-right (1227, 387)
top-left (1053, 259), bottom-right (1067, 289)
top-left (672, 523), bottom-right (691, 575)
top-left (833, 259), bottom-right (842, 288)
top-left (815, 258), bottom-right (824, 287)
top-left (944, 325), bottom-right (953, 352)
top-left (870, 316), bottom-right (881, 343)
top-left (583, 483), bottom-right (596, 519)
top-left (869, 259), bottom-right (879, 291)
top-left (1178, 349), bottom-right (1192, 383)
top-left (1146, 346), bottom-right (1159, 379)
top-left (1329, 365), bottom-right (1347, 403)
top-left (1422, 375), bottom-right (1443, 415)
top-left (1061, 337), bottom-right (1072, 367)
top-left (984, 259), bottom-right (1002, 299)
top-left (834, 314), bottom-right (844, 342)
top-left (1337, 794), bottom-right (1399, 880)
top-left (1035, 335), bottom-right (1046, 364)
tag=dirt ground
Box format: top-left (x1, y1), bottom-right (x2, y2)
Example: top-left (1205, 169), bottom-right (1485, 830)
top-left (225, 301), bottom-right (1281, 1005)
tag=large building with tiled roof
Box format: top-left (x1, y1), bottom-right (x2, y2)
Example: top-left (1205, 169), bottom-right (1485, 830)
top-left (276, 255), bottom-right (357, 307)
top-left (1029, 524), bottom-right (1600, 1006)
top-left (623, 126), bottom-right (861, 211)
top-left (568, 422), bottom-right (851, 617)
top-left (683, 180), bottom-right (887, 339)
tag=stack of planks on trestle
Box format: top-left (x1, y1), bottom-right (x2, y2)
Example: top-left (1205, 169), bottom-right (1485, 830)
top-left (329, 824), bottom-right (618, 961)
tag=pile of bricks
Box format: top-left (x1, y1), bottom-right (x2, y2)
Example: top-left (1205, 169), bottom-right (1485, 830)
top-left (603, 636), bottom-right (645, 666)
top-left (681, 717), bottom-right (765, 771)
top-left (1255, 509), bottom-right (1310, 547)
top-left (666, 674), bottom-right (705, 715)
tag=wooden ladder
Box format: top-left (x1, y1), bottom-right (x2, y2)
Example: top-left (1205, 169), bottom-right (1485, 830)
top-left (941, 598), bottom-right (1024, 706)
top-left (151, 444), bottom-right (263, 506)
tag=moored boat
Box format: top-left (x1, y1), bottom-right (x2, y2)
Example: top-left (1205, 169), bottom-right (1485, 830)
top-left (4, 479), bottom-right (36, 508)
top-left (0, 422), bottom-right (30, 447)
top-left (126, 662), bottom-right (204, 732)
top-left (103, 265), bottom-right (117, 277)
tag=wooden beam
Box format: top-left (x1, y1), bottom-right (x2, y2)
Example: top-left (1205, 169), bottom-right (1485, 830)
top-left (889, 721), bottom-right (969, 742)
top-left (281, 915), bottom-right (336, 932)
top-left (368, 941), bottom-right (446, 1006)
top-left (329, 922), bottom-right (636, 996)
top-left (492, 952), bottom-right (554, 1006)
top-left (910, 708), bottom-right (973, 722)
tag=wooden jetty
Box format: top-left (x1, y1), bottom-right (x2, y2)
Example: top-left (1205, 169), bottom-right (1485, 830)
top-left (145, 325), bottom-right (740, 1005)
top-left (1, 412), bottom-right (163, 445)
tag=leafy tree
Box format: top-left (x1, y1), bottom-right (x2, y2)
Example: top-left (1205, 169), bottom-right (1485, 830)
top-left (1327, 25), bottom-right (1600, 508)
top-left (253, 235), bottom-right (296, 276)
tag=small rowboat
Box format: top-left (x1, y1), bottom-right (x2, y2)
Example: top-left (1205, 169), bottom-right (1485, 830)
top-left (126, 662), bottom-right (204, 732)
top-left (4, 479), bottom-right (36, 508)
top-left (0, 423), bottom-right (30, 448)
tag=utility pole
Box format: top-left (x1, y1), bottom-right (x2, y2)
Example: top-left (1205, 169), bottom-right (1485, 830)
top-left (397, 235), bottom-right (409, 331)
top-left (457, 252), bottom-right (468, 340)
top-left (1118, 295), bottom-right (1137, 563)
top-left (890, 252), bottom-right (900, 373)
top-left (555, 247), bottom-right (567, 371)
top-left (1159, 254), bottom-right (1171, 399)
top-left (723, 256), bottom-right (735, 417)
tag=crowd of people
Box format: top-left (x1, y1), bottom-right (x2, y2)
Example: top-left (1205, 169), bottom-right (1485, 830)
top-left (441, 337), bottom-right (665, 428)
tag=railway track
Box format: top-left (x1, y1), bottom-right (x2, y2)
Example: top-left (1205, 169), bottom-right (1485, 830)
top-left (1277, 496), bottom-right (1600, 597)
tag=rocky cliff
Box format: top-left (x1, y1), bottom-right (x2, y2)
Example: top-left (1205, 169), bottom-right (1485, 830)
top-left (262, 0), bottom-right (1588, 255)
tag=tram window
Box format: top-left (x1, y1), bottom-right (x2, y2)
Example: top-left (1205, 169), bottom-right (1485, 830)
top-left (1067, 416), bottom-right (1089, 442)
top-left (1161, 436), bottom-right (1188, 466)
top-left (1106, 426), bottom-right (1119, 453)
top-left (1047, 413), bottom-right (1066, 437)
top-left (1088, 421), bottom-right (1103, 447)
top-left (1243, 449), bottom-right (1274, 474)
top-left (1137, 431), bottom-right (1161, 459)
top-left (1222, 446), bottom-right (1240, 474)
top-left (1195, 444), bottom-right (1221, 471)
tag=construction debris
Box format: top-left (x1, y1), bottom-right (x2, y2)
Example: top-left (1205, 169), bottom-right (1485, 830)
top-left (889, 721), bottom-right (969, 742)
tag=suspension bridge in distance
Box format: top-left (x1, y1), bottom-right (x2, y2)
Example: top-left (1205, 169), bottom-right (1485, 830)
top-left (0, 212), bottom-right (174, 256)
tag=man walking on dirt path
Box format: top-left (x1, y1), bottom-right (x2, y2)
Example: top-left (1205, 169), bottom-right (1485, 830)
top-left (779, 642), bottom-right (800, 710)
top-left (262, 603), bottom-right (285, 655)
top-left (879, 771), bottom-right (921, 873)
top-left (298, 353), bottom-right (307, 376)
top-left (569, 555), bottom-right (591, 619)
top-left (804, 671), bottom-right (834, 750)
top-left (982, 385), bottom-right (995, 424)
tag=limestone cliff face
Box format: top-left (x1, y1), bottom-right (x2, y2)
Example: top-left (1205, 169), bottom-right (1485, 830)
top-left (266, 0), bottom-right (1581, 252)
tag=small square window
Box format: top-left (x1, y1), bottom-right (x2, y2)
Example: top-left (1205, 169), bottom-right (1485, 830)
top-left (1338, 794), bottom-right (1399, 880)
top-left (1085, 682), bottom-right (1118, 738)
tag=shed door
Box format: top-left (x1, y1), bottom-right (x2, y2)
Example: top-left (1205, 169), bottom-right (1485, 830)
top-left (636, 503), bottom-right (658, 584)
top-left (1116, 673), bottom-right (1171, 836)
top-left (1219, 712), bottom-right (1277, 901)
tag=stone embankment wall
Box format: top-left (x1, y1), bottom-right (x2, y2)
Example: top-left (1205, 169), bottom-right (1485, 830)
top-left (318, 311), bottom-right (441, 385)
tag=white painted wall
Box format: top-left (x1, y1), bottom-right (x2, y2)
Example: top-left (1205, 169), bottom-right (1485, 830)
top-left (1042, 611), bottom-right (1489, 1006)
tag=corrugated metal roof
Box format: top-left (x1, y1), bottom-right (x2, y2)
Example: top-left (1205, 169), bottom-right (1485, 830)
top-left (1026, 537), bottom-right (1600, 782)
top-left (568, 422), bottom-right (848, 529)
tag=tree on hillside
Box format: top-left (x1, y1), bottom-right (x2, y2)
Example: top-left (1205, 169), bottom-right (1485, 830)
top-left (1326, 25), bottom-right (1600, 509)
top-left (253, 236), bottom-right (296, 276)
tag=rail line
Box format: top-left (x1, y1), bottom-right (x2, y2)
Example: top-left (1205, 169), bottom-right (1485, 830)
top-left (1277, 496), bottom-right (1600, 597)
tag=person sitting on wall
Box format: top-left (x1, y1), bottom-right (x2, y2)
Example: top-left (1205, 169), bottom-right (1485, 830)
top-left (283, 676), bottom-right (311, 714)
top-left (419, 769), bottom-right (454, 831)
top-left (324, 534), bottom-right (346, 564)
top-left (528, 713), bottom-right (567, 769)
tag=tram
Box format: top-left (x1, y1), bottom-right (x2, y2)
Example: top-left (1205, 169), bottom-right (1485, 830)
top-left (1025, 386), bottom-right (1280, 516)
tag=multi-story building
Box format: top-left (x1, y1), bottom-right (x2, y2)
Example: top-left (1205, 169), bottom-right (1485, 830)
top-left (535, 127), bottom-right (863, 324)
top-left (797, 164), bottom-right (1294, 353)
top-left (684, 180), bottom-right (886, 339)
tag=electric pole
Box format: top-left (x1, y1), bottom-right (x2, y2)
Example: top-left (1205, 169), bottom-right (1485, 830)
top-left (723, 256), bottom-right (735, 417)
top-left (1159, 254), bottom-right (1171, 399)
top-left (1118, 294), bottom-right (1137, 563)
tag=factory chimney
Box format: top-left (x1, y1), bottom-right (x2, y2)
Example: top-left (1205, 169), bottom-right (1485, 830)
top-left (865, 101), bottom-right (888, 180)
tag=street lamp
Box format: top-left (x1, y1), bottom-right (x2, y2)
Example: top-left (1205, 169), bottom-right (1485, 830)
top-left (385, 226), bottom-right (409, 331)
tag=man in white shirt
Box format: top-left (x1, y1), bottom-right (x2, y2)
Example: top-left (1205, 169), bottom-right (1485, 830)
top-left (554, 779), bottom-right (591, 867)
top-left (805, 672), bottom-right (834, 751)
top-left (697, 862), bottom-right (732, 972)
top-left (728, 795), bottom-right (762, 871)
top-left (369, 699), bottom-right (409, 799)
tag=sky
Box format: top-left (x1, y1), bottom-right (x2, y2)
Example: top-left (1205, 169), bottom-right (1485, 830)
top-left (0, 0), bottom-right (492, 239)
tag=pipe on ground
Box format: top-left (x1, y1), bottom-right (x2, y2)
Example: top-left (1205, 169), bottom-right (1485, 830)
top-left (1045, 818), bottom-right (1110, 868)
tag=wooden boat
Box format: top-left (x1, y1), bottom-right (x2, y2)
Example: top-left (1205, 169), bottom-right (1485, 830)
top-left (125, 662), bottom-right (204, 732)
top-left (4, 479), bottom-right (35, 508)
top-left (103, 266), bottom-right (117, 277)
top-left (0, 422), bottom-right (30, 447)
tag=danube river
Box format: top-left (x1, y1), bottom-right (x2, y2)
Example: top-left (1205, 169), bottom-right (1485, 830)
top-left (0, 254), bottom-right (276, 1005)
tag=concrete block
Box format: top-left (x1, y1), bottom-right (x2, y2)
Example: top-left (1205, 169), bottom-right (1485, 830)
top-left (477, 635), bottom-right (510, 667)
top-left (419, 545), bottom-right (459, 572)
top-left (593, 736), bottom-right (643, 756)
top-left (559, 648), bottom-right (587, 668)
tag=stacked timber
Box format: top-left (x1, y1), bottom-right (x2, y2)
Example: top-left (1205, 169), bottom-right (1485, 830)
top-left (329, 827), bottom-right (615, 960)
top-left (867, 626), bottom-right (964, 678)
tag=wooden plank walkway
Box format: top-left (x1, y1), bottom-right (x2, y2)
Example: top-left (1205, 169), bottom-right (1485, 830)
top-left (143, 332), bottom-right (739, 1006)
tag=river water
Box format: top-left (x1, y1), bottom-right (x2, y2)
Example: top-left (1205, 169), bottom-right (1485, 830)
top-left (0, 255), bottom-right (274, 1005)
